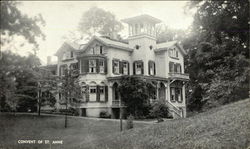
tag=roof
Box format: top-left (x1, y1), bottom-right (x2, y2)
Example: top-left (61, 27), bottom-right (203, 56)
top-left (55, 41), bottom-right (80, 56)
top-left (122, 14), bottom-right (161, 24)
top-left (81, 36), bottom-right (133, 52)
top-left (155, 41), bottom-right (187, 55)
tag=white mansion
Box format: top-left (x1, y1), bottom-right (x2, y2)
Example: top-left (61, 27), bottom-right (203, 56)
top-left (51, 14), bottom-right (189, 119)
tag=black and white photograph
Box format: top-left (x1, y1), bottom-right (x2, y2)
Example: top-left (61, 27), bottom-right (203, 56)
top-left (0, 0), bottom-right (249, 149)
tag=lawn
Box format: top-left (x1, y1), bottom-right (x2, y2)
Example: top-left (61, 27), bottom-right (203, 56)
top-left (79, 98), bottom-right (250, 149)
top-left (0, 114), bottom-right (149, 149)
top-left (1, 98), bottom-right (249, 149)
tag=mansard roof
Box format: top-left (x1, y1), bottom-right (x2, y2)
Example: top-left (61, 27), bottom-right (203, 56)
top-left (155, 41), bottom-right (187, 55)
top-left (81, 36), bottom-right (133, 52)
top-left (122, 14), bottom-right (161, 24)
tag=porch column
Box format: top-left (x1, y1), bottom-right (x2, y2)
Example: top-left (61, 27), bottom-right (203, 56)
top-left (156, 81), bottom-right (160, 100)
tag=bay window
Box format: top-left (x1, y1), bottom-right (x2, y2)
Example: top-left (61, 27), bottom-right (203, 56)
top-left (99, 60), bottom-right (105, 73)
top-left (89, 60), bottom-right (96, 73)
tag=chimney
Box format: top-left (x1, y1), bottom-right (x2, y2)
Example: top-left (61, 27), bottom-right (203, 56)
top-left (47, 56), bottom-right (51, 65)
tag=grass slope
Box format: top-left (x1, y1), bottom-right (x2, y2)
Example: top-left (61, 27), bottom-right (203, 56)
top-left (0, 114), bottom-right (148, 149)
top-left (80, 98), bottom-right (250, 149)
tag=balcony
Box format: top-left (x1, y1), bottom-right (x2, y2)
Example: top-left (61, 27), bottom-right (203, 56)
top-left (168, 72), bottom-right (189, 81)
top-left (112, 100), bottom-right (125, 107)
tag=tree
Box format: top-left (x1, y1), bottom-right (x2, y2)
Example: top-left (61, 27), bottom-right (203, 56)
top-left (185, 0), bottom-right (249, 111)
top-left (58, 67), bottom-right (81, 128)
top-left (78, 6), bottom-right (123, 39)
top-left (118, 76), bottom-right (156, 118)
top-left (1, 1), bottom-right (45, 52)
top-left (156, 24), bottom-right (188, 43)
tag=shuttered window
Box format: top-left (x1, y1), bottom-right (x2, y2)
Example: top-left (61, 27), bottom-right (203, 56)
top-left (113, 60), bottom-right (119, 74)
top-left (133, 61), bottom-right (144, 75)
top-left (89, 60), bottom-right (96, 73)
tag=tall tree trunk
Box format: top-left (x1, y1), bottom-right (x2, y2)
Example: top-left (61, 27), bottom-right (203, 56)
top-left (64, 94), bottom-right (68, 128)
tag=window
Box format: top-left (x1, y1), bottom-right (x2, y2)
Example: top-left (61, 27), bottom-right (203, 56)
top-left (113, 60), bottom-right (119, 74)
top-left (81, 86), bottom-right (86, 102)
top-left (134, 61), bottom-right (143, 75)
top-left (169, 48), bottom-right (179, 58)
top-left (70, 51), bottom-right (74, 58)
top-left (123, 62), bottom-right (129, 75)
top-left (89, 60), bottom-right (96, 73)
top-left (60, 65), bottom-right (67, 76)
top-left (100, 86), bottom-right (104, 94)
top-left (99, 60), bottom-right (105, 73)
top-left (169, 62), bottom-right (174, 73)
top-left (169, 62), bottom-right (181, 73)
top-left (140, 24), bottom-right (144, 33)
top-left (170, 87), bottom-right (183, 102)
top-left (148, 61), bottom-right (155, 75)
top-left (90, 86), bottom-right (96, 94)
top-left (100, 46), bottom-right (103, 54)
top-left (176, 64), bottom-right (181, 73)
top-left (170, 87), bottom-right (175, 102)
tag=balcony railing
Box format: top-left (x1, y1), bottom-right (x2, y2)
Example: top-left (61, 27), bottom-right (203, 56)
top-left (112, 100), bottom-right (125, 107)
top-left (168, 72), bottom-right (189, 80)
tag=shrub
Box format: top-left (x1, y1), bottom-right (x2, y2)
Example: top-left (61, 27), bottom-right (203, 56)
top-left (126, 115), bottom-right (134, 129)
top-left (59, 107), bottom-right (79, 116)
top-left (150, 100), bottom-right (169, 122)
top-left (99, 111), bottom-right (111, 118)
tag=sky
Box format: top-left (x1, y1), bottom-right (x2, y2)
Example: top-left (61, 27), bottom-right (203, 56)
top-left (12, 1), bottom-right (194, 64)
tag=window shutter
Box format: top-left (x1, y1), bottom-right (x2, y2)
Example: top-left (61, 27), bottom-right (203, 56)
top-left (96, 85), bottom-right (100, 102)
top-left (105, 86), bottom-right (108, 102)
top-left (128, 62), bottom-right (130, 75)
top-left (154, 62), bottom-right (156, 75)
top-left (104, 59), bottom-right (107, 74)
top-left (86, 85), bottom-right (89, 102)
top-left (141, 61), bottom-right (144, 74)
top-left (133, 62), bottom-right (136, 75)
top-left (96, 59), bottom-right (99, 73)
top-left (112, 60), bottom-right (115, 74)
top-left (148, 61), bottom-right (150, 75)
top-left (119, 61), bottom-right (123, 74)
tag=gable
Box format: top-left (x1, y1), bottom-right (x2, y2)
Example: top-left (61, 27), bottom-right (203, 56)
top-left (55, 42), bottom-right (78, 56)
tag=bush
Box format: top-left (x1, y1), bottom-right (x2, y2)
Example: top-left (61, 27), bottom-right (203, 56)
top-left (100, 111), bottom-right (111, 118)
top-left (150, 100), bottom-right (169, 122)
top-left (126, 115), bottom-right (134, 129)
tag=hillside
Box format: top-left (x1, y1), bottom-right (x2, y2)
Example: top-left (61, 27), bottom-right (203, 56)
top-left (80, 98), bottom-right (250, 149)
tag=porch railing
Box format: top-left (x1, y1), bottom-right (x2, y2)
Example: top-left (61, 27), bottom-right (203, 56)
top-left (168, 72), bottom-right (189, 80)
top-left (165, 100), bottom-right (183, 118)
